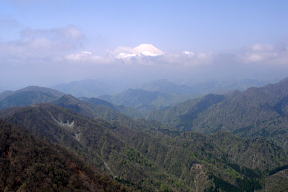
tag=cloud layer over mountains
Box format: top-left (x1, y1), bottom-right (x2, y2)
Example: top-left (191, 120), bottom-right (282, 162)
top-left (1, 25), bottom-right (288, 90)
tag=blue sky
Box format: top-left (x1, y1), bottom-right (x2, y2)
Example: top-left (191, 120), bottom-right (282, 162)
top-left (2, 0), bottom-right (288, 51)
top-left (1, 0), bottom-right (288, 89)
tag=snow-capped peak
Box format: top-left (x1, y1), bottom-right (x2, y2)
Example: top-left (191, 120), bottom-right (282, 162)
top-left (133, 44), bottom-right (164, 57)
top-left (116, 43), bottom-right (164, 59)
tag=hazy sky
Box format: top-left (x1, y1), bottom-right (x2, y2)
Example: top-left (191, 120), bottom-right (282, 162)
top-left (1, 0), bottom-right (288, 89)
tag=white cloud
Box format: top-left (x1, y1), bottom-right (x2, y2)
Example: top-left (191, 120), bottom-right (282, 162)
top-left (250, 44), bottom-right (274, 51)
top-left (0, 26), bottom-right (84, 62)
top-left (62, 26), bottom-right (83, 40)
top-left (20, 25), bottom-right (83, 41)
top-left (161, 50), bottom-right (213, 66)
top-left (183, 51), bottom-right (195, 56)
top-left (65, 51), bottom-right (106, 63)
top-left (241, 43), bottom-right (288, 64)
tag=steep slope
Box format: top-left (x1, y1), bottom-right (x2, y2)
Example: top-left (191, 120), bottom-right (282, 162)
top-left (0, 86), bottom-right (64, 110)
top-left (0, 120), bottom-right (131, 192)
top-left (148, 94), bottom-right (225, 130)
top-left (191, 78), bottom-right (288, 133)
top-left (261, 168), bottom-right (288, 192)
top-left (148, 78), bottom-right (288, 148)
top-left (209, 131), bottom-right (288, 171)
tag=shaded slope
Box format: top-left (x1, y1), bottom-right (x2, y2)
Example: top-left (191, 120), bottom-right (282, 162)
top-left (148, 94), bottom-right (225, 130)
top-left (209, 131), bottom-right (288, 171)
top-left (261, 168), bottom-right (288, 192)
top-left (148, 78), bottom-right (288, 149)
top-left (191, 78), bottom-right (288, 133)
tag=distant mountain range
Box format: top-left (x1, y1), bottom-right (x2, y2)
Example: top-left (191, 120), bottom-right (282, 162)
top-left (52, 79), bottom-right (124, 97)
top-left (0, 78), bottom-right (288, 191)
top-left (99, 79), bottom-right (267, 116)
top-left (49, 79), bottom-right (267, 109)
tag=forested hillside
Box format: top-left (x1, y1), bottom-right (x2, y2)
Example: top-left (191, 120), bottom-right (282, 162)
top-left (0, 120), bottom-right (132, 192)
top-left (0, 79), bottom-right (288, 191)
